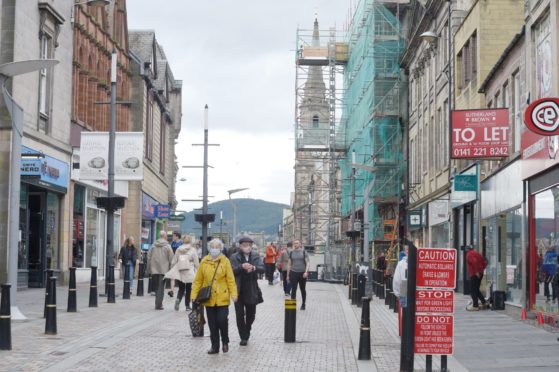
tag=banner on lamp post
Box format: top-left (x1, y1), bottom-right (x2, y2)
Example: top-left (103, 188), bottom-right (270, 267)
top-left (451, 109), bottom-right (509, 159)
top-left (79, 132), bottom-right (144, 181)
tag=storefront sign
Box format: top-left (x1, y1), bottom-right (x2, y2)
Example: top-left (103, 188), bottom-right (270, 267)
top-left (524, 97), bottom-right (559, 136)
top-left (142, 193), bottom-right (157, 219)
top-left (451, 109), bottom-right (509, 159)
top-left (167, 220), bottom-right (181, 231)
top-left (417, 248), bottom-right (457, 289)
top-left (416, 290), bottom-right (454, 313)
top-left (408, 210), bottom-right (422, 229)
top-left (414, 315), bottom-right (454, 355)
top-left (169, 214), bottom-right (186, 221)
top-left (80, 132), bottom-right (144, 181)
top-left (451, 165), bottom-right (478, 208)
top-left (20, 146), bottom-right (69, 192)
top-left (453, 175), bottom-right (477, 192)
top-left (155, 204), bottom-right (170, 219)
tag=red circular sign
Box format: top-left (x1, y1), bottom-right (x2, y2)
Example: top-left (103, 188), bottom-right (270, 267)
top-left (524, 97), bottom-right (559, 136)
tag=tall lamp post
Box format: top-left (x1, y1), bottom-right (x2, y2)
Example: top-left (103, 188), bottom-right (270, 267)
top-left (0, 59), bottom-right (59, 319)
top-left (227, 188), bottom-right (249, 242)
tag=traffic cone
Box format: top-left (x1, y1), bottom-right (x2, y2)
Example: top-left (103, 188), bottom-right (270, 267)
top-left (537, 311), bottom-right (544, 325)
top-left (520, 308), bottom-right (527, 320)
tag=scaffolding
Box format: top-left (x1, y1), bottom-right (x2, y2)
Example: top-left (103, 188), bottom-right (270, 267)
top-left (293, 19), bottom-right (347, 280)
top-left (340, 0), bottom-right (407, 266)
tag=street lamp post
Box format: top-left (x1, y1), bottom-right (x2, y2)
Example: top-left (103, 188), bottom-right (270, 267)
top-left (0, 59), bottom-right (59, 319)
top-left (227, 188), bottom-right (249, 242)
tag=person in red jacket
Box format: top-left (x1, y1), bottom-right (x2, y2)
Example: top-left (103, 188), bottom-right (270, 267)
top-left (264, 243), bottom-right (277, 285)
top-left (466, 246), bottom-right (489, 311)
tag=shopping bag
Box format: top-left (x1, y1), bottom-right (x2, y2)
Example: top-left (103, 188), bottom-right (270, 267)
top-left (273, 270), bottom-right (280, 285)
top-left (188, 306), bottom-right (205, 337)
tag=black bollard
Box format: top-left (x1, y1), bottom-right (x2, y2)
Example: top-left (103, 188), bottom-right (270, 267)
top-left (44, 269), bottom-right (54, 318)
top-left (357, 273), bottom-right (366, 307)
top-left (123, 264), bottom-right (130, 299)
top-left (107, 265), bottom-right (116, 303)
top-left (89, 266), bottom-right (98, 307)
top-left (148, 274), bottom-right (154, 294)
top-left (358, 297), bottom-right (371, 360)
top-left (67, 267), bottom-right (77, 312)
top-left (351, 273), bottom-right (358, 305)
top-left (0, 284), bottom-right (12, 350)
top-left (45, 276), bottom-right (57, 335)
top-left (284, 299), bottom-right (296, 343)
top-left (386, 290), bottom-right (393, 308)
top-left (136, 263), bottom-right (144, 296)
top-left (392, 292), bottom-right (398, 313)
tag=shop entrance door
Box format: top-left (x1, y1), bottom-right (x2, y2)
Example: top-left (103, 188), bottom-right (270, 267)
top-left (28, 193), bottom-right (46, 288)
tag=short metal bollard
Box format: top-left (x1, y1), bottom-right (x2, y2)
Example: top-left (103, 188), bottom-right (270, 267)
top-left (351, 273), bottom-right (358, 305)
top-left (44, 269), bottom-right (54, 318)
top-left (45, 276), bottom-right (57, 335)
top-left (358, 297), bottom-right (371, 360)
top-left (0, 283), bottom-right (12, 350)
top-left (67, 267), bottom-right (77, 312)
top-left (89, 266), bottom-right (98, 307)
top-left (357, 273), bottom-right (366, 307)
top-left (284, 299), bottom-right (296, 343)
top-left (136, 263), bottom-right (144, 296)
top-left (123, 263), bottom-right (131, 299)
top-left (107, 265), bottom-right (116, 303)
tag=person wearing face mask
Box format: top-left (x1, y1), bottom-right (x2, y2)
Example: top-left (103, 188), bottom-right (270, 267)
top-left (230, 235), bottom-right (265, 346)
top-left (191, 239), bottom-right (238, 354)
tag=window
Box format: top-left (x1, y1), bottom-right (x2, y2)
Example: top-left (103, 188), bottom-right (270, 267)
top-left (38, 34), bottom-right (53, 133)
top-left (512, 72), bottom-right (521, 152)
top-left (471, 32), bottom-right (477, 78)
top-left (463, 41), bottom-right (471, 84)
top-left (436, 108), bottom-right (442, 170)
top-left (160, 113), bottom-right (166, 175)
top-left (535, 11), bottom-right (551, 98)
top-left (502, 82), bottom-right (509, 108)
top-left (312, 115), bottom-right (319, 128)
top-left (443, 100), bottom-right (449, 167)
top-left (494, 91), bottom-right (500, 108)
top-left (410, 139), bottom-right (415, 185)
top-left (146, 90), bottom-right (154, 160)
top-left (457, 51), bottom-right (463, 89)
top-left (457, 32), bottom-right (477, 91)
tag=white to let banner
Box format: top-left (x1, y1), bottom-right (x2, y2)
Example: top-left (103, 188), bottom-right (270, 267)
top-left (80, 132), bottom-right (144, 181)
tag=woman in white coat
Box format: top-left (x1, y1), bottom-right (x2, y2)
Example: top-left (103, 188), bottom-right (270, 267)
top-left (165, 236), bottom-right (199, 311)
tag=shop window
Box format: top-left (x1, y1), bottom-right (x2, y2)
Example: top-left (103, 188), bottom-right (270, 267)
top-left (73, 185), bottom-right (86, 268)
top-left (18, 184), bottom-right (29, 270)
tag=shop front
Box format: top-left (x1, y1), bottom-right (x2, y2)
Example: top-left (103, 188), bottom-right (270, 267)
top-left (428, 198), bottom-right (450, 248)
top-left (480, 161), bottom-right (524, 308)
top-left (141, 192), bottom-right (164, 252)
top-left (451, 164), bottom-right (479, 294)
top-left (19, 146), bottom-right (69, 288)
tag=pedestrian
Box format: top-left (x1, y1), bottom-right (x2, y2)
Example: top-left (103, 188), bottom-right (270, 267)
top-left (191, 239), bottom-right (237, 354)
top-left (147, 230), bottom-right (174, 310)
top-left (277, 243), bottom-right (291, 296)
top-left (265, 242), bottom-right (277, 285)
top-left (376, 250), bottom-right (386, 271)
top-left (230, 235), bottom-right (265, 346)
top-left (118, 236), bottom-right (138, 292)
top-left (465, 246), bottom-right (489, 311)
top-left (287, 239), bottom-right (310, 310)
top-left (392, 245), bottom-right (408, 298)
top-left (168, 231), bottom-right (182, 298)
top-left (541, 245), bottom-right (558, 303)
top-left (165, 236), bottom-right (199, 311)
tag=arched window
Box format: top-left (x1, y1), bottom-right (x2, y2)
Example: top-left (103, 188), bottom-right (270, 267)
top-left (312, 115), bottom-right (319, 128)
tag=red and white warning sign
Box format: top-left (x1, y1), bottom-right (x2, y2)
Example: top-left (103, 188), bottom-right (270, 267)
top-left (416, 248), bottom-right (457, 289)
top-left (416, 290), bottom-right (454, 314)
top-left (414, 315), bottom-right (454, 355)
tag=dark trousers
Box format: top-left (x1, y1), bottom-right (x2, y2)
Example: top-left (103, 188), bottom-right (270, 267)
top-left (176, 281), bottom-right (192, 308)
top-left (234, 300), bottom-right (256, 341)
top-left (543, 275), bottom-right (557, 300)
top-left (265, 263), bottom-right (275, 283)
top-left (290, 271), bottom-right (307, 304)
top-left (470, 274), bottom-right (486, 308)
top-left (206, 306), bottom-right (229, 351)
top-left (152, 274), bottom-right (165, 309)
top-left (281, 270), bottom-right (290, 294)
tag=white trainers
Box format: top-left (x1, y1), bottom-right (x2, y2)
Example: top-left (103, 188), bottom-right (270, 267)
top-left (466, 305), bottom-right (479, 311)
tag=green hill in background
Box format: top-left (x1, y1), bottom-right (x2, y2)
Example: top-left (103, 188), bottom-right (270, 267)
top-left (178, 198), bottom-right (288, 239)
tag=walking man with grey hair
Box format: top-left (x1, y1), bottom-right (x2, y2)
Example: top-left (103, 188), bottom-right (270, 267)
top-left (147, 230), bottom-right (174, 310)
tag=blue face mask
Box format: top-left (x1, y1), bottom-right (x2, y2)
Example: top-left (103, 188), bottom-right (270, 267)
top-left (210, 248), bottom-right (220, 258)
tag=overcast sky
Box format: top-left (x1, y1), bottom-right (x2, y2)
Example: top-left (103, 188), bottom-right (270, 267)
top-left (127, 0), bottom-right (350, 212)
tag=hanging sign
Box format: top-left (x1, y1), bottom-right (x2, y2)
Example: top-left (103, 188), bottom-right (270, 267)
top-left (524, 97), bottom-right (559, 136)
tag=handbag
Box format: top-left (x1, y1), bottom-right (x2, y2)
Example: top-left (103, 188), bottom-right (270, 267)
top-left (195, 260), bottom-right (221, 303)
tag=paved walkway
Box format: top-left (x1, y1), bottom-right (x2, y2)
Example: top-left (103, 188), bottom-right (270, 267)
top-left (2, 277), bottom-right (559, 371)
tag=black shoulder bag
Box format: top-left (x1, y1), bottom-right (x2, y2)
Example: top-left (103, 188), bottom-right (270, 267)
top-left (195, 260), bottom-right (221, 303)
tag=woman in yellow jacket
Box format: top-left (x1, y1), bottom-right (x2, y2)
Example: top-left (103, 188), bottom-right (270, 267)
top-left (191, 238), bottom-right (238, 354)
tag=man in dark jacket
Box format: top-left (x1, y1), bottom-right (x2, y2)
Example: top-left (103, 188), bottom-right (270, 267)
top-left (230, 235), bottom-right (265, 346)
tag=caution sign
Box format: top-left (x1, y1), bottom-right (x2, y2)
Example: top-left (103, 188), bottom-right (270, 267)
top-left (417, 248), bottom-right (457, 289)
top-left (414, 315), bottom-right (454, 355)
top-left (416, 290), bottom-right (454, 314)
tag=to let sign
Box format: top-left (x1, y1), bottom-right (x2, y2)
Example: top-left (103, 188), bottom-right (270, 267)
top-left (416, 290), bottom-right (454, 314)
top-left (417, 248), bottom-right (457, 289)
top-left (452, 109), bottom-right (509, 159)
top-left (414, 315), bottom-right (454, 355)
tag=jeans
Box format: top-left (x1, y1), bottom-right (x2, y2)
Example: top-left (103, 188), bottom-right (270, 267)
top-left (290, 271), bottom-right (307, 305)
top-left (126, 261), bottom-right (135, 289)
top-left (235, 300), bottom-right (256, 341)
top-left (265, 263), bottom-right (275, 283)
top-left (176, 281), bottom-right (192, 308)
top-left (152, 274), bottom-right (165, 309)
top-left (470, 273), bottom-right (486, 308)
top-left (206, 306), bottom-right (229, 351)
top-left (281, 270), bottom-right (290, 294)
